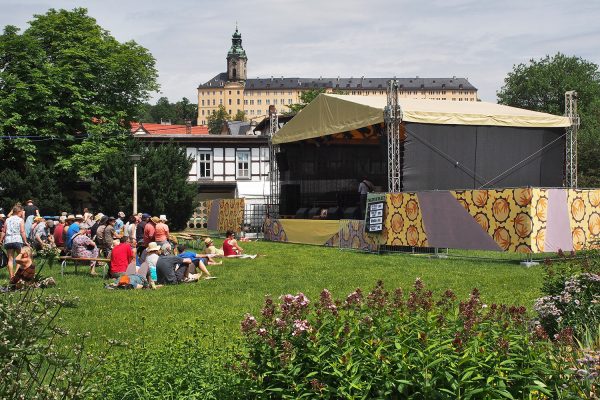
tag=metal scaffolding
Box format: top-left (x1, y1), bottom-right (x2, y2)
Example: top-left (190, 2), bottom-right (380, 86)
top-left (385, 80), bottom-right (403, 193)
top-left (268, 107), bottom-right (280, 215)
top-left (565, 91), bottom-right (580, 188)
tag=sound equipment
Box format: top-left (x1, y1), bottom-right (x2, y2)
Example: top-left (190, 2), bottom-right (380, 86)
top-left (295, 207), bottom-right (309, 219)
top-left (307, 207), bottom-right (321, 219)
top-left (275, 152), bottom-right (289, 171)
top-left (326, 207), bottom-right (340, 220)
top-left (343, 206), bottom-right (359, 219)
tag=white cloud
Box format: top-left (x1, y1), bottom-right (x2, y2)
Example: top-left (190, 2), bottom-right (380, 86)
top-left (0, 0), bottom-right (598, 103)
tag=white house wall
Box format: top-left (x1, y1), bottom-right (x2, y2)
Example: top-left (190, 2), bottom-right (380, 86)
top-left (187, 145), bottom-right (271, 184)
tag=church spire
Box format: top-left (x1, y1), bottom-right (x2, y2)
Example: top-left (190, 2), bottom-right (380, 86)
top-left (227, 25), bottom-right (247, 81)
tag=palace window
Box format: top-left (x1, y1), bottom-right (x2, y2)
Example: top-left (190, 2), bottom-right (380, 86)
top-left (236, 150), bottom-right (251, 179)
top-left (257, 100), bottom-right (262, 105)
top-left (197, 150), bottom-right (213, 179)
top-left (237, 99), bottom-right (240, 105)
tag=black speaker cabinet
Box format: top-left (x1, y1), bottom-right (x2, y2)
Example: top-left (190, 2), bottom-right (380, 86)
top-left (295, 207), bottom-right (309, 219)
top-left (343, 206), bottom-right (359, 219)
top-left (326, 207), bottom-right (340, 219)
top-left (307, 207), bottom-right (321, 219)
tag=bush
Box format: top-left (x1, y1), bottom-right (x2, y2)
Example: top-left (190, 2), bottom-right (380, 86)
top-left (0, 288), bottom-right (108, 399)
top-left (96, 320), bottom-right (247, 399)
top-left (535, 251), bottom-right (600, 339)
top-left (238, 280), bottom-right (584, 399)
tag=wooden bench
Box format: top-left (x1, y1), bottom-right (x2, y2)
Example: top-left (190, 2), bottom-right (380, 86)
top-left (58, 256), bottom-right (110, 277)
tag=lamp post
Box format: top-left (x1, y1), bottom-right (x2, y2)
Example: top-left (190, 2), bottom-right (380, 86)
top-left (130, 154), bottom-right (142, 215)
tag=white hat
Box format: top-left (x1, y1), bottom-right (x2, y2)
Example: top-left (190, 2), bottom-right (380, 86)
top-left (118, 211), bottom-right (125, 218)
top-left (159, 214), bottom-right (167, 221)
top-left (146, 242), bottom-right (161, 252)
top-left (74, 214), bottom-right (84, 220)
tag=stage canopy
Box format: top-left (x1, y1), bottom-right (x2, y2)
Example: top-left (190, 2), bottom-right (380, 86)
top-left (272, 94), bottom-right (571, 145)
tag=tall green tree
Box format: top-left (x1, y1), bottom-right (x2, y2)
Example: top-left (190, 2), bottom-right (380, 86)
top-left (233, 110), bottom-right (246, 122)
top-left (207, 105), bottom-right (231, 134)
top-left (0, 8), bottom-right (159, 177)
top-left (91, 141), bottom-right (197, 230)
top-left (497, 53), bottom-right (600, 186)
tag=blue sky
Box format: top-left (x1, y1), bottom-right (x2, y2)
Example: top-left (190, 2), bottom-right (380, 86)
top-left (1, 0), bottom-right (598, 104)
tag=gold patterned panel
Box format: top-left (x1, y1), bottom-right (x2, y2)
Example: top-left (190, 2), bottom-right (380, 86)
top-left (530, 189), bottom-right (548, 253)
top-left (451, 189), bottom-right (534, 253)
top-left (567, 189), bottom-right (600, 250)
top-left (217, 199), bottom-right (245, 233)
top-left (383, 193), bottom-right (428, 247)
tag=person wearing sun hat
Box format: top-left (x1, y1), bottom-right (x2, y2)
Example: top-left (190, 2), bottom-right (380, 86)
top-left (143, 216), bottom-right (158, 251)
top-left (65, 214), bottom-right (83, 250)
top-left (204, 237), bottom-right (224, 257)
top-left (115, 211), bottom-right (126, 236)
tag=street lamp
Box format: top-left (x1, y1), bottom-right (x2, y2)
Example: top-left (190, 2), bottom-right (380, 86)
top-left (130, 154), bottom-right (142, 215)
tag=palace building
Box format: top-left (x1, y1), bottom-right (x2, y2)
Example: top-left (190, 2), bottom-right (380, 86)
top-left (197, 28), bottom-right (479, 125)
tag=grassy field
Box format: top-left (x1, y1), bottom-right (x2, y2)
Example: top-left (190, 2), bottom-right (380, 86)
top-left (1, 241), bottom-right (547, 349)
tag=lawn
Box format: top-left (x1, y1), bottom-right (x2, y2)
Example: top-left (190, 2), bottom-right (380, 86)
top-left (2, 241), bottom-right (547, 350)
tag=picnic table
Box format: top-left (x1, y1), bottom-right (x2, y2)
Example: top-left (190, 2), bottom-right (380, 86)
top-left (58, 256), bottom-right (110, 277)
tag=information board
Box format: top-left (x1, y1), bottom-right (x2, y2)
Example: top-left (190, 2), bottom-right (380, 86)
top-left (365, 193), bottom-right (386, 233)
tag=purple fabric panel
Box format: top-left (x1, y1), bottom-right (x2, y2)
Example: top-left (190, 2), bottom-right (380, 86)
top-left (418, 191), bottom-right (502, 251)
top-left (544, 189), bottom-right (573, 252)
top-left (207, 200), bottom-right (220, 231)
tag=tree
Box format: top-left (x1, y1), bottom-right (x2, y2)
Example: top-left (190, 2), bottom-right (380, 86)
top-left (91, 140), bottom-right (197, 230)
top-left (497, 53), bottom-right (600, 186)
top-left (207, 105), bottom-right (231, 134)
top-left (0, 165), bottom-right (70, 214)
top-left (233, 110), bottom-right (246, 122)
top-left (284, 89), bottom-right (326, 115)
top-left (136, 97), bottom-right (198, 125)
top-left (0, 8), bottom-right (159, 176)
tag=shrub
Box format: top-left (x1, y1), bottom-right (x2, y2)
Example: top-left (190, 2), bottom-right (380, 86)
top-left (96, 320), bottom-right (247, 399)
top-left (0, 288), bottom-right (109, 399)
top-left (535, 251), bottom-right (600, 339)
top-left (238, 280), bottom-right (583, 399)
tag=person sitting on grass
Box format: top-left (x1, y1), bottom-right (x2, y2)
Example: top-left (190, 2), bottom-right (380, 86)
top-left (108, 237), bottom-right (134, 279)
top-left (71, 229), bottom-right (100, 276)
top-left (9, 245), bottom-right (36, 290)
top-left (223, 230), bottom-right (257, 259)
top-left (203, 237), bottom-right (224, 256)
top-left (156, 251), bottom-right (216, 285)
top-left (177, 243), bottom-right (222, 268)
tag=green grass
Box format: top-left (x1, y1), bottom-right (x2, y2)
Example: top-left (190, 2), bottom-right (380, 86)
top-left (1, 241), bottom-right (546, 349)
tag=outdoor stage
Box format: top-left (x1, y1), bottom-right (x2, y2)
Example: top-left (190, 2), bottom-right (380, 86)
top-left (263, 188), bottom-right (600, 254)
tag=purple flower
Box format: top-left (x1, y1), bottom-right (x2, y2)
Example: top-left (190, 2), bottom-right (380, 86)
top-left (241, 314), bottom-right (257, 334)
top-left (292, 319), bottom-right (312, 336)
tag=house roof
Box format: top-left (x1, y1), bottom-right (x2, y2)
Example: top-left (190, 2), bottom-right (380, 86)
top-left (223, 120), bottom-right (254, 135)
top-left (131, 122), bottom-right (208, 135)
top-left (199, 75), bottom-right (477, 91)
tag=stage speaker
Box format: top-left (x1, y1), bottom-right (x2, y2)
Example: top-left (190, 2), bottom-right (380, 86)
top-left (275, 152), bottom-right (289, 171)
top-left (343, 206), bottom-right (359, 219)
top-left (307, 207), bottom-right (321, 219)
top-left (326, 207), bottom-right (340, 220)
top-left (279, 184), bottom-right (300, 215)
top-left (295, 207), bottom-right (309, 219)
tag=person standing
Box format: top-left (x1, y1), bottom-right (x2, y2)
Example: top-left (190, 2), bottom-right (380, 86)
top-left (103, 217), bottom-right (117, 254)
top-left (358, 176), bottom-right (374, 219)
top-left (23, 200), bottom-right (40, 220)
top-left (53, 216), bottom-right (67, 249)
top-left (154, 216), bottom-right (170, 253)
top-left (115, 211), bottom-right (125, 236)
top-left (0, 205), bottom-right (29, 279)
top-left (136, 214), bottom-right (150, 257)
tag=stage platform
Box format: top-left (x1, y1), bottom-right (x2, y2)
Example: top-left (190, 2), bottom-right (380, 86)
top-left (264, 188), bottom-right (600, 254)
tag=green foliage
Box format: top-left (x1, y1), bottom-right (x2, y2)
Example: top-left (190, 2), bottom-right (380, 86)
top-left (239, 280), bottom-right (584, 398)
top-left (0, 8), bottom-right (159, 174)
top-left (137, 96), bottom-right (198, 125)
top-left (0, 287), bottom-right (110, 399)
top-left (207, 105), bottom-right (231, 134)
top-left (233, 109), bottom-right (247, 122)
top-left (497, 53), bottom-right (600, 186)
top-left (0, 164), bottom-right (70, 214)
top-left (534, 252), bottom-right (600, 339)
top-left (91, 140), bottom-right (197, 230)
top-left (284, 89), bottom-right (326, 115)
top-left (96, 321), bottom-right (247, 399)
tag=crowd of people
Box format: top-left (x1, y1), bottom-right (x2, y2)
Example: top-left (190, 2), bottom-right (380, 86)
top-left (1, 200), bottom-right (256, 290)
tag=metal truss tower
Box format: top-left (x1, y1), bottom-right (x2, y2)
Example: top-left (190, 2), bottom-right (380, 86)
top-left (565, 91), bottom-right (580, 188)
top-left (385, 80), bottom-right (403, 193)
top-left (268, 108), bottom-right (280, 215)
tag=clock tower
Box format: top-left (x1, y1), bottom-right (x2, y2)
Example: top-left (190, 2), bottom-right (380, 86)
top-left (227, 27), bottom-right (247, 82)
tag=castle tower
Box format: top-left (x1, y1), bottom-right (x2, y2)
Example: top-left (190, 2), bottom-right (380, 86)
top-left (227, 27), bottom-right (247, 82)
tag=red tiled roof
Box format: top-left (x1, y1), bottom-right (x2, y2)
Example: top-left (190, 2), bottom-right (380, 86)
top-left (130, 122), bottom-right (208, 135)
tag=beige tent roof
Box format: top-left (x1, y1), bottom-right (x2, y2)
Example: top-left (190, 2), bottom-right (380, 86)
top-left (272, 94), bottom-right (571, 144)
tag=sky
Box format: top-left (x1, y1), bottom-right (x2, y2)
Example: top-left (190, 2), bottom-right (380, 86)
top-left (1, 0), bottom-right (599, 104)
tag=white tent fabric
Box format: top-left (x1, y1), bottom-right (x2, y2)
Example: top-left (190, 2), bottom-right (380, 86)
top-left (273, 94), bottom-right (571, 144)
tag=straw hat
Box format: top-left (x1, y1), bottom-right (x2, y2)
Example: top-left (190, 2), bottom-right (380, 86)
top-left (146, 242), bottom-right (161, 252)
top-left (150, 216), bottom-right (160, 224)
top-left (204, 237), bottom-right (213, 245)
top-left (34, 216), bottom-right (44, 222)
top-left (94, 213), bottom-right (104, 221)
top-left (67, 214), bottom-right (75, 220)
